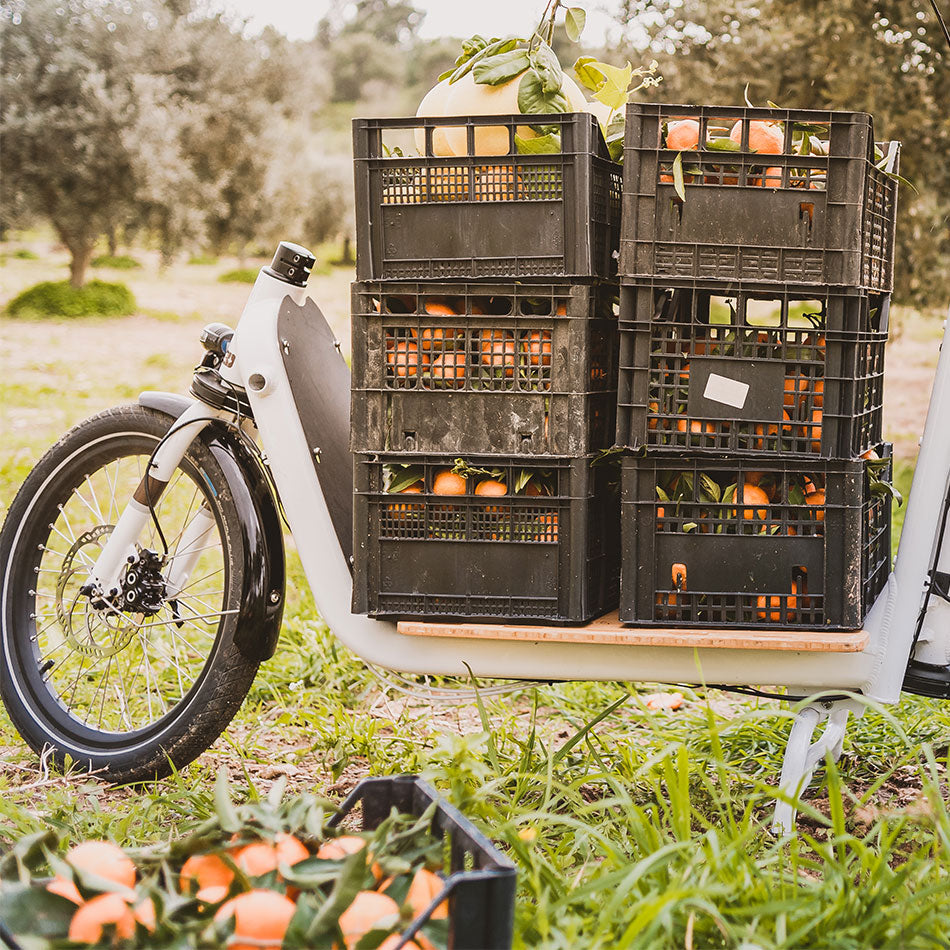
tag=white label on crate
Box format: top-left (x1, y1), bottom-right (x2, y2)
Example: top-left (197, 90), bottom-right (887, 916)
top-left (703, 373), bottom-right (750, 409)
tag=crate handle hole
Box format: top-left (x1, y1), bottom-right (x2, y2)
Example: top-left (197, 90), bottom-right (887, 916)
top-left (799, 201), bottom-right (815, 235)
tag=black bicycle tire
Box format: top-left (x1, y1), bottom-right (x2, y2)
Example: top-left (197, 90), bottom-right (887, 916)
top-left (0, 404), bottom-right (261, 783)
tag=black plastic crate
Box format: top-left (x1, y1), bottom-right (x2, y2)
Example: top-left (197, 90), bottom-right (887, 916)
top-left (353, 454), bottom-right (620, 622)
top-left (351, 281), bottom-right (620, 456)
top-left (620, 103), bottom-right (899, 290)
top-left (619, 449), bottom-right (892, 630)
top-left (330, 775), bottom-right (516, 950)
top-left (354, 112), bottom-right (621, 281)
top-left (615, 280), bottom-right (888, 458)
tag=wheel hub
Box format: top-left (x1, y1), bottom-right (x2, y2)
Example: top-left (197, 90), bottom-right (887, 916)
top-left (54, 530), bottom-right (169, 659)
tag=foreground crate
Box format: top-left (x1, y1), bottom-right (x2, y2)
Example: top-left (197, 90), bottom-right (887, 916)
top-left (354, 112), bottom-right (621, 280)
top-left (333, 775), bottom-right (516, 950)
top-left (615, 280), bottom-right (888, 458)
top-left (620, 450), bottom-right (892, 629)
top-left (353, 454), bottom-right (620, 622)
top-left (620, 103), bottom-right (899, 290)
top-left (350, 281), bottom-right (619, 456)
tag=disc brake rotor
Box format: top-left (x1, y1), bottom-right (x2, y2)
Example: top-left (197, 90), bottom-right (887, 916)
top-left (53, 525), bottom-right (139, 659)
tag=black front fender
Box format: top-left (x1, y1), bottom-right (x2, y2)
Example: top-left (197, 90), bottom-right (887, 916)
top-left (138, 392), bottom-right (285, 662)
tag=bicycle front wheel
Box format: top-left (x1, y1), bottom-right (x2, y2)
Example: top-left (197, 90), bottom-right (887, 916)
top-left (0, 405), bottom-right (260, 782)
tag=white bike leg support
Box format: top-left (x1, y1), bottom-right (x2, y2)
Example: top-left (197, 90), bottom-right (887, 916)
top-left (772, 698), bottom-right (864, 834)
top-left (87, 401), bottom-right (224, 594)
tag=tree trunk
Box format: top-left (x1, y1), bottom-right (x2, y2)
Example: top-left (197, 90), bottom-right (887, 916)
top-left (68, 243), bottom-right (95, 288)
top-left (341, 236), bottom-right (355, 265)
top-left (107, 226), bottom-right (117, 257)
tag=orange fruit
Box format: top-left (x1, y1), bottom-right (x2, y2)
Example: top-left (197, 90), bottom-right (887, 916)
top-left (802, 408), bottom-right (823, 452)
top-left (676, 418), bottom-right (714, 435)
top-left (805, 489), bottom-right (826, 522)
top-left (214, 890), bottom-right (297, 950)
top-left (432, 470), bottom-right (466, 496)
top-left (783, 376), bottom-right (808, 408)
top-left (235, 841), bottom-right (279, 878)
top-left (752, 410), bottom-right (791, 449)
top-left (316, 835), bottom-right (368, 861)
top-left (730, 120), bottom-right (783, 154)
top-left (419, 327), bottom-right (448, 351)
top-left (66, 841), bottom-right (136, 890)
top-left (524, 330), bottom-right (551, 367)
top-left (405, 867), bottom-right (448, 919)
top-left (387, 483), bottom-right (423, 521)
top-left (180, 852), bottom-right (235, 894)
top-left (338, 891), bottom-right (400, 950)
top-left (133, 898), bottom-right (156, 932)
top-left (648, 401), bottom-right (660, 430)
top-left (861, 448), bottom-right (880, 461)
top-left (757, 582), bottom-right (799, 621)
top-left (47, 875), bottom-right (84, 905)
top-left (68, 892), bottom-right (136, 944)
top-left (758, 166), bottom-right (783, 187)
top-left (475, 479), bottom-right (506, 497)
top-left (537, 511), bottom-right (558, 541)
top-left (424, 300), bottom-right (456, 316)
top-left (666, 119), bottom-right (700, 150)
top-left (812, 378), bottom-right (824, 408)
top-left (387, 339), bottom-right (420, 378)
top-left (730, 484), bottom-right (770, 520)
top-left (479, 332), bottom-right (515, 375)
top-left (429, 352), bottom-right (466, 387)
top-left (196, 885), bottom-right (229, 906)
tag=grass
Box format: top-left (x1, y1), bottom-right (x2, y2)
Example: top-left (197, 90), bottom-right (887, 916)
top-left (91, 253), bottom-right (142, 269)
top-left (218, 267), bottom-right (259, 283)
top-left (6, 279), bottom-right (136, 318)
top-left (0, 260), bottom-right (948, 946)
top-left (187, 254), bottom-right (219, 265)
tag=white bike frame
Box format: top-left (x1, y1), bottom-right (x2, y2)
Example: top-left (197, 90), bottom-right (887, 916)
top-left (86, 265), bottom-right (950, 831)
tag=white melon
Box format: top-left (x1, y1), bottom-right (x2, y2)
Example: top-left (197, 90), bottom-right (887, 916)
top-left (414, 80), bottom-right (453, 156)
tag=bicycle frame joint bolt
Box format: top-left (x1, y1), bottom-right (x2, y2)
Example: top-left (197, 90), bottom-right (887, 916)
top-left (248, 373), bottom-right (267, 392)
top-left (269, 590), bottom-right (281, 604)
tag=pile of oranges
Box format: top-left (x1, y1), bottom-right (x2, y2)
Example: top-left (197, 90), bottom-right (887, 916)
top-left (661, 117), bottom-right (827, 190)
top-left (380, 294), bottom-right (558, 389)
top-left (385, 463), bottom-right (558, 543)
top-left (649, 330), bottom-right (828, 453)
top-left (2, 799), bottom-right (452, 949)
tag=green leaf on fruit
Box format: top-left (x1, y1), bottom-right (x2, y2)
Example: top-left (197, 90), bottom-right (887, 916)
top-left (529, 41), bottom-right (563, 95)
top-left (518, 69), bottom-right (568, 115)
top-left (706, 137), bottom-right (741, 152)
top-left (473, 48), bottom-right (530, 86)
top-left (515, 132), bottom-right (561, 154)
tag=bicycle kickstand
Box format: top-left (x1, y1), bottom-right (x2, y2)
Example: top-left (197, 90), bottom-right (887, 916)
top-left (772, 698), bottom-right (864, 834)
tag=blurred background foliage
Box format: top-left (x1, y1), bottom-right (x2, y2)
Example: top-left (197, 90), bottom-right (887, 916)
top-left (1, 0), bottom-right (947, 305)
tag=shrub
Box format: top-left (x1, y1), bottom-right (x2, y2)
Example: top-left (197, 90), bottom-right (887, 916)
top-left (91, 254), bottom-right (141, 269)
top-left (187, 254), bottom-right (219, 265)
top-left (11, 249), bottom-right (39, 260)
top-left (6, 280), bottom-right (136, 318)
top-left (218, 268), bottom-right (258, 284)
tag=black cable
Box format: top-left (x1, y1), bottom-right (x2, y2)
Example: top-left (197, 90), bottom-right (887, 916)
top-left (930, 0), bottom-right (950, 48)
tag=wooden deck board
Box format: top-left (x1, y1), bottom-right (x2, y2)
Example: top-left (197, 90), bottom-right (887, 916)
top-left (396, 611), bottom-right (869, 652)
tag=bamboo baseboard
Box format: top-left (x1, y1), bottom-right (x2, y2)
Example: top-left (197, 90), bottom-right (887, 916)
top-left (396, 611), bottom-right (869, 652)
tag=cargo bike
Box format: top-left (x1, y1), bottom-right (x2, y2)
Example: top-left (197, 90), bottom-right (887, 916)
top-left (2, 107), bottom-right (949, 845)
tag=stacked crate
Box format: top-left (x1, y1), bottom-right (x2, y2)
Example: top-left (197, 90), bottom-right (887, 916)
top-left (616, 103), bottom-right (899, 629)
top-left (350, 112), bottom-right (623, 622)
